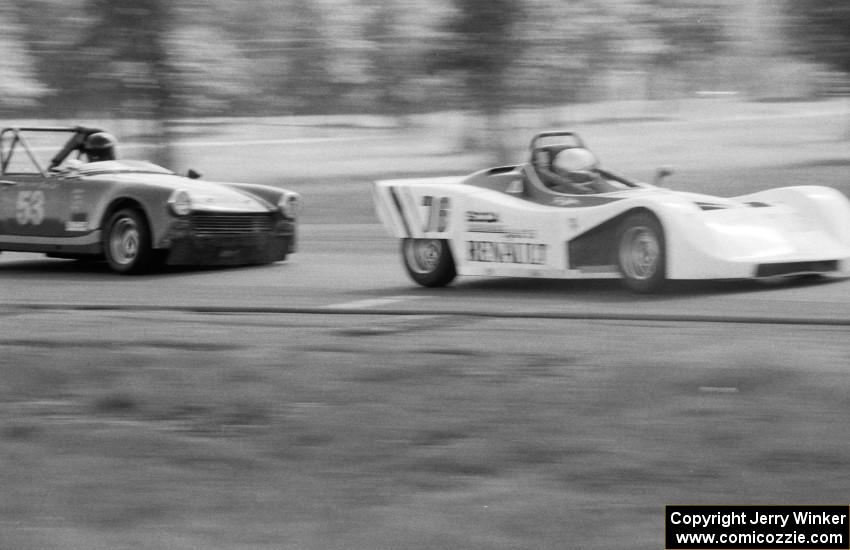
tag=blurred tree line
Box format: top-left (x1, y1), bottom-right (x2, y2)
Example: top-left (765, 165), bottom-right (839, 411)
top-left (1, 0), bottom-right (847, 123)
top-left (785, 1), bottom-right (850, 82)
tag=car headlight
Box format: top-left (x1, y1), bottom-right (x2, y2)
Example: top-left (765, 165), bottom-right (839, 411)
top-left (278, 191), bottom-right (301, 219)
top-left (168, 189), bottom-right (193, 216)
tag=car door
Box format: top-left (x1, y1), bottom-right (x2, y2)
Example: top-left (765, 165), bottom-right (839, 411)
top-left (0, 171), bottom-right (71, 239)
top-left (0, 127), bottom-right (75, 240)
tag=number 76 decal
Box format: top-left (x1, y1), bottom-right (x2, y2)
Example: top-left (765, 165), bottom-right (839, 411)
top-left (421, 195), bottom-right (450, 233)
top-left (16, 190), bottom-right (46, 225)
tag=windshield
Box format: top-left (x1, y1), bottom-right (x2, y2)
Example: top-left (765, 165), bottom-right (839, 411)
top-left (77, 160), bottom-right (174, 176)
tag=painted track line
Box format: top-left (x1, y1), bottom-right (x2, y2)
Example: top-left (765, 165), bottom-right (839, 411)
top-left (323, 296), bottom-right (424, 310)
top-left (5, 302), bottom-right (850, 327)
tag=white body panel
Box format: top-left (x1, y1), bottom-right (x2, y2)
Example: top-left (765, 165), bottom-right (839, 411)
top-left (374, 175), bottom-right (850, 282)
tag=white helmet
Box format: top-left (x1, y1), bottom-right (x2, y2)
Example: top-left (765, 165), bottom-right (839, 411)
top-left (553, 147), bottom-right (598, 174)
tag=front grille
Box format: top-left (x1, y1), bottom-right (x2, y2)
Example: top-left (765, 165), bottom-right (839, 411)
top-left (190, 212), bottom-right (273, 236)
top-left (756, 260), bottom-right (839, 278)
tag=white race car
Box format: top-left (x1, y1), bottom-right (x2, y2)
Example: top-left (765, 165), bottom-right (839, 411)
top-left (373, 131), bottom-right (850, 292)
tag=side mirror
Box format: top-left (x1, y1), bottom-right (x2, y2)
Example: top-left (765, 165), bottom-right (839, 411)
top-left (654, 165), bottom-right (674, 186)
top-left (186, 169), bottom-right (202, 179)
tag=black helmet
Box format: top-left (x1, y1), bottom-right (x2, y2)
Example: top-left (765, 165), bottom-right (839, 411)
top-left (84, 132), bottom-right (117, 162)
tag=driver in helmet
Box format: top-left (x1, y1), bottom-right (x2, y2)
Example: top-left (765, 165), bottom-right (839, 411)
top-left (84, 131), bottom-right (118, 162)
top-left (546, 147), bottom-right (604, 194)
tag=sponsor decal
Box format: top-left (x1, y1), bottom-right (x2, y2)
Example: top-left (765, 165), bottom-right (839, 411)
top-left (70, 189), bottom-right (88, 222)
top-left (65, 221), bottom-right (88, 232)
top-left (465, 210), bottom-right (505, 233)
top-left (505, 179), bottom-right (524, 194)
top-left (464, 211), bottom-right (539, 239)
top-left (465, 211), bottom-right (500, 223)
top-left (504, 229), bottom-right (537, 240)
top-left (552, 196), bottom-right (580, 206)
top-left (467, 240), bottom-right (547, 265)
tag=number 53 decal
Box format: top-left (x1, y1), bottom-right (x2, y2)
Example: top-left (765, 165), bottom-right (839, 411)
top-left (16, 190), bottom-right (46, 225)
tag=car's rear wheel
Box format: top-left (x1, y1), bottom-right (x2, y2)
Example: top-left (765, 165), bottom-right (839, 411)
top-left (616, 212), bottom-right (666, 293)
top-left (103, 208), bottom-right (157, 274)
top-left (402, 238), bottom-right (456, 287)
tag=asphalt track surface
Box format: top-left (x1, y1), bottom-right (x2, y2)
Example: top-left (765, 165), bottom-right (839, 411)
top-left (2, 224), bottom-right (850, 326)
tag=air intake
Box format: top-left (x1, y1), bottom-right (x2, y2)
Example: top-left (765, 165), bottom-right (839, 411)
top-left (756, 260), bottom-right (838, 278)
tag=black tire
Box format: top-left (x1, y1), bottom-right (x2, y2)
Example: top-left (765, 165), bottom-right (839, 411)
top-left (616, 212), bottom-right (666, 293)
top-left (401, 238), bottom-right (457, 287)
top-left (103, 208), bottom-right (157, 274)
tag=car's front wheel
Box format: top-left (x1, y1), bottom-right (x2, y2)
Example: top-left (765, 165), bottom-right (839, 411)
top-left (401, 238), bottom-right (456, 287)
top-left (616, 212), bottom-right (666, 293)
top-left (103, 208), bottom-right (158, 274)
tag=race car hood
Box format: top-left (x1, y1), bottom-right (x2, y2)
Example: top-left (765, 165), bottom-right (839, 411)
top-left (648, 188), bottom-right (847, 260)
top-left (696, 202), bottom-right (848, 261)
top-left (605, 186), bottom-right (849, 260)
top-left (78, 160), bottom-right (274, 212)
top-left (605, 187), bottom-right (738, 207)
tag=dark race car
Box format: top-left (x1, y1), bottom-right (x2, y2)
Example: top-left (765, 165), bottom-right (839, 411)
top-left (0, 126), bottom-right (300, 273)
